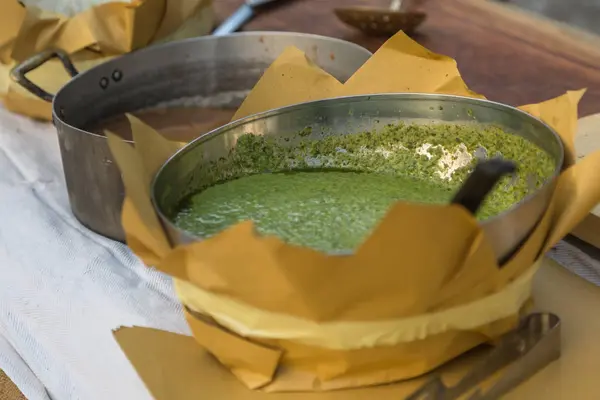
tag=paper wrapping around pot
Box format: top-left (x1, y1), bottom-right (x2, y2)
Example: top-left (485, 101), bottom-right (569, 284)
top-left (106, 32), bottom-right (600, 392)
top-left (0, 0), bottom-right (215, 120)
top-left (171, 262), bottom-right (537, 391)
top-left (113, 309), bottom-right (520, 400)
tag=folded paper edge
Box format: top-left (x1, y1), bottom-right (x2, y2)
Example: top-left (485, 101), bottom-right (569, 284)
top-left (184, 308), bottom-right (282, 389)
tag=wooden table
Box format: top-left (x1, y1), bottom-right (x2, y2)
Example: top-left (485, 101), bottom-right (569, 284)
top-left (0, 372), bottom-right (26, 400)
top-left (215, 0), bottom-right (600, 116)
top-left (505, 259), bottom-right (600, 399)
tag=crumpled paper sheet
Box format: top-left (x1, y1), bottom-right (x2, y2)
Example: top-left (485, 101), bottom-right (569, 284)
top-left (232, 34), bottom-right (483, 121)
top-left (114, 320), bottom-right (512, 399)
top-left (107, 32), bottom-right (600, 392)
top-left (0, 0), bottom-right (214, 120)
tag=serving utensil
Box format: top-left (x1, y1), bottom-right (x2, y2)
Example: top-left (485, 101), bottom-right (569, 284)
top-left (334, 0), bottom-right (427, 37)
top-left (406, 313), bottom-right (561, 400)
top-left (451, 158), bottom-right (517, 216)
top-left (213, 0), bottom-right (286, 36)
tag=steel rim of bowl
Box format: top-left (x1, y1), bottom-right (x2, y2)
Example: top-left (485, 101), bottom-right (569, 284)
top-left (50, 31), bottom-right (373, 143)
top-left (152, 92), bottom-right (565, 249)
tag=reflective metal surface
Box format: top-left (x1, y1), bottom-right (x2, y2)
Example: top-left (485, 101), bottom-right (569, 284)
top-left (153, 93), bottom-right (564, 261)
top-left (334, 0), bottom-right (427, 37)
top-left (407, 312), bottom-right (561, 400)
top-left (213, 0), bottom-right (288, 35)
top-left (13, 32), bottom-right (372, 241)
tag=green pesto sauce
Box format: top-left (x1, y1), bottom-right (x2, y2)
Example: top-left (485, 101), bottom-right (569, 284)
top-left (175, 170), bottom-right (469, 253)
top-left (171, 122), bottom-right (557, 253)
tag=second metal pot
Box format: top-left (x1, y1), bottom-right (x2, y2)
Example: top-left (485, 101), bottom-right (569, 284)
top-left (11, 32), bottom-right (372, 241)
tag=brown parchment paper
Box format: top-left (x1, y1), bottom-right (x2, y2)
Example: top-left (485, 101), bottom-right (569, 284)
top-left (232, 33), bottom-right (483, 121)
top-left (114, 321), bottom-right (511, 399)
top-left (0, 0), bottom-right (214, 120)
top-left (107, 31), bottom-right (600, 394)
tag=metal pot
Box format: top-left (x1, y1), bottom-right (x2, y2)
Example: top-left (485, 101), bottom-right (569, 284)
top-left (11, 32), bottom-right (372, 241)
top-left (152, 93), bottom-right (564, 262)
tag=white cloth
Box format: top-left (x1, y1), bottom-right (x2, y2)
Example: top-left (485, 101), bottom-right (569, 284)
top-left (0, 107), bottom-right (190, 399)
top-left (0, 106), bottom-right (598, 399)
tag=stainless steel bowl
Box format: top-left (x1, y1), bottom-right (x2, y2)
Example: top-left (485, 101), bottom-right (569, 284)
top-left (152, 93), bottom-right (564, 261)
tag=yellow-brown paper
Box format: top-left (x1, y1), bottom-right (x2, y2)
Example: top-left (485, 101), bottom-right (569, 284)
top-left (233, 33), bottom-right (483, 121)
top-left (114, 316), bottom-right (515, 399)
top-left (0, 0), bottom-right (214, 120)
top-left (107, 31), bottom-right (600, 393)
top-left (114, 317), bottom-right (514, 400)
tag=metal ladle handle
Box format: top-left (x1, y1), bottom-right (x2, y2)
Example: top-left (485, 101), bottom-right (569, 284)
top-left (451, 158), bottom-right (517, 216)
top-left (212, 4), bottom-right (255, 36)
top-left (390, 0), bottom-right (403, 11)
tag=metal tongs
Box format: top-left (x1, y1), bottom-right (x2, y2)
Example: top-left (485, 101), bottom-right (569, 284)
top-left (402, 160), bottom-right (562, 399)
top-left (405, 313), bottom-right (561, 400)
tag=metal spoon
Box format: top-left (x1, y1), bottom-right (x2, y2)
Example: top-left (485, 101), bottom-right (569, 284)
top-left (406, 313), bottom-right (561, 400)
top-left (334, 0), bottom-right (427, 37)
top-left (213, 0), bottom-right (286, 36)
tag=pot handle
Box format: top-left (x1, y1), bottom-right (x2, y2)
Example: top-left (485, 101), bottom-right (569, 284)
top-left (10, 49), bottom-right (79, 102)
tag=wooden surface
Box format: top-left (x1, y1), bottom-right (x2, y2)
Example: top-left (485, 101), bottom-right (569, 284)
top-left (504, 0), bottom-right (600, 36)
top-left (214, 0), bottom-right (600, 116)
top-left (572, 113), bottom-right (600, 248)
top-left (505, 259), bottom-right (600, 399)
top-left (0, 371), bottom-right (26, 400)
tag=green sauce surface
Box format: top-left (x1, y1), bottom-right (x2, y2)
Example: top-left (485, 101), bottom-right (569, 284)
top-left (170, 122), bottom-right (557, 253)
top-left (175, 170), bottom-right (469, 253)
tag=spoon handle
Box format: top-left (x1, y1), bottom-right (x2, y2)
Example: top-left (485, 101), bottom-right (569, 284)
top-left (390, 0), bottom-right (403, 11)
top-left (450, 158), bottom-right (517, 216)
top-left (213, 4), bottom-right (254, 36)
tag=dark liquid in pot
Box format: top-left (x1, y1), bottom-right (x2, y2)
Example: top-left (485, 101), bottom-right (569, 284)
top-left (87, 106), bottom-right (237, 142)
